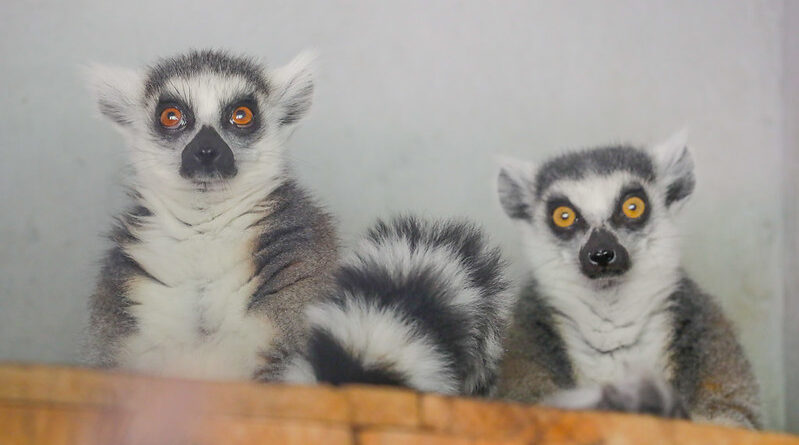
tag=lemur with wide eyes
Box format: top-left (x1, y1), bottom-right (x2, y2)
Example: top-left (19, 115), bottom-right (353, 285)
top-left (495, 133), bottom-right (762, 428)
top-left (86, 50), bottom-right (514, 396)
top-left (86, 50), bottom-right (339, 380)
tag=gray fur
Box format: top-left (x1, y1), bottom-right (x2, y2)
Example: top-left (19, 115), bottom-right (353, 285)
top-left (668, 277), bottom-right (762, 428)
top-left (533, 145), bottom-right (655, 199)
top-left (248, 180), bottom-right (339, 378)
top-left (283, 216), bottom-right (514, 396)
top-left (88, 177), bottom-right (338, 375)
top-left (87, 246), bottom-right (143, 368)
top-left (662, 147), bottom-right (695, 206)
top-left (592, 376), bottom-right (687, 419)
top-left (86, 204), bottom-right (153, 367)
top-left (498, 146), bottom-right (659, 223)
top-left (144, 50), bottom-right (269, 98)
top-left (545, 371), bottom-right (689, 419)
top-left (498, 276), bottom-right (761, 427)
top-left (496, 280), bottom-right (574, 400)
top-left (98, 100), bottom-right (135, 128)
top-left (497, 169), bottom-right (532, 220)
top-left (86, 50), bottom-right (338, 379)
top-left (496, 141), bottom-right (761, 428)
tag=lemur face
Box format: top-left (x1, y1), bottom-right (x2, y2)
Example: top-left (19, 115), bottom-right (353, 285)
top-left (541, 169), bottom-right (652, 280)
top-left (498, 134), bottom-right (695, 290)
top-left (88, 50), bottom-right (314, 195)
top-left (148, 74), bottom-right (263, 182)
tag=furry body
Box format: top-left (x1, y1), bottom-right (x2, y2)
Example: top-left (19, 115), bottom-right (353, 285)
top-left (496, 136), bottom-right (761, 428)
top-left (87, 50), bottom-right (338, 380)
top-left (500, 276), bottom-right (759, 427)
top-left (283, 216), bottom-right (515, 396)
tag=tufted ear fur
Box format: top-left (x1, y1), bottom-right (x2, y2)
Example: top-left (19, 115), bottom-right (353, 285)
top-left (496, 156), bottom-right (537, 220)
top-left (651, 130), bottom-right (695, 210)
top-left (84, 64), bottom-right (143, 129)
top-left (268, 51), bottom-right (316, 127)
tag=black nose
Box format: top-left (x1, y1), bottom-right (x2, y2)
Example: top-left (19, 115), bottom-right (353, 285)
top-left (195, 146), bottom-right (219, 164)
top-left (579, 228), bottom-right (631, 279)
top-left (180, 126), bottom-right (237, 180)
top-left (588, 249), bottom-right (615, 266)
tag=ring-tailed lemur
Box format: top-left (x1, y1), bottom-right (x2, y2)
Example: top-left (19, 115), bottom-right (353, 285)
top-left (86, 50), bottom-right (514, 397)
top-left (495, 133), bottom-right (762, 428)
top-left (86, 50), bottom-right (339, 380)
top-left (282, 216), bottom-right (515, 396)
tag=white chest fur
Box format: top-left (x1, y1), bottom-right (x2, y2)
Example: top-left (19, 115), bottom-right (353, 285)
top-left (118, 204), bottom-right (275, 380)
top-left (549, 283), bottom-right (675, 386)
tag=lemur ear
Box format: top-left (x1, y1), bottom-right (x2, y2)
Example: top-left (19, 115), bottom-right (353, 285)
top-left (84, 64), bottom-right (142, 128)
top-left (496, 156), bottom-right (537, 220)
top-left (651, 130), bottom-right (695, 208)
top-left (268, 51), bottom-right (316, 127)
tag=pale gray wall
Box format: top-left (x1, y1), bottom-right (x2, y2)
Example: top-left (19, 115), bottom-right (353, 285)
top-left (0, 0), bottom-right (790, 430)
top-left (783, 0), bottom-right (799, 435)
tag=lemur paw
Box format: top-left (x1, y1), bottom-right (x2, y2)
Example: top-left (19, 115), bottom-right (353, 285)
top-left (544, 373), bottom-right (689, 419)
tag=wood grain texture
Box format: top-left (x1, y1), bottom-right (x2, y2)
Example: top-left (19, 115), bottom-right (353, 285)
top-left (0, 363), bottom-right (796, 445)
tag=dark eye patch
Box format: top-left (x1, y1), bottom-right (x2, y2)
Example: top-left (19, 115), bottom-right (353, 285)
top-left (221, 94), bottom-right (262, 137)
top-left (611, 184), bottom-right (651, 230)
top-left (545, 196), bottom-right (588, 240)
top-left (153, 95), bottom-right (195, 139)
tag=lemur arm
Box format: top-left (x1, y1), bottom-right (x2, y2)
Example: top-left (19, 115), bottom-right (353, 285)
top-left (686, 316), bottom-right (762, 429)
top-left (87, 211), bottom-right (152, 368)
top-left (496, 290), bottom-right (575, 402)
top-left (496, 353), bottom-right (564, 402)
top-left (669, 281), bottom-right (763, 429)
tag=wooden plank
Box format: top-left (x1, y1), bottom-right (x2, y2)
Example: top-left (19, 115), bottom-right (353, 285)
top-left (344, 385), bottom-right (419, 428)
top-left (420, 393), bottom-right (530, 438)
top-left (0, 403), bottom-right (353, 445)
top-left (419, 392), bottom-right (799, 445)
top-left (0, 363), bottom-right (349, 423)
top-left (359, 429), bottom-right (486, 445)
top-left (1, 363), bottom-right (798, 444)
top-left (359, 428), bottom-right (529, 445)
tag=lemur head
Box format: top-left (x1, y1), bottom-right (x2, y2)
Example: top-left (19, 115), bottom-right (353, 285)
top-left (497, 133), bottom-right (694, 293)
top-left (87, 49), bottom-right (314, 199)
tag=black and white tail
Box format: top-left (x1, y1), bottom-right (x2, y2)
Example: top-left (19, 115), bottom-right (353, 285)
top-left (283, 216), bottom-right (514, 396)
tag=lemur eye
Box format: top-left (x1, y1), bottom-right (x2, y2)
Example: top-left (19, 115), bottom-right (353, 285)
top-left (231, 106), bottom-right (254, 127)
top-left (552, 206), bottom-right (577, 228)
top-left (159, 107), bottom-right (183, 128)
top-left (622, 196), bottom-right (646, 219)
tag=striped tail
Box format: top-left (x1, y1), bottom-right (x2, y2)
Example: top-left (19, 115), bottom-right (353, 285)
top-left (283, 216), bottom-right (514, 396)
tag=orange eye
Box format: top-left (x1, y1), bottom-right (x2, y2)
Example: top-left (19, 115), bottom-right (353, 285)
top-left (231, 106), bottom-right (253, 126)
top-left (552, 206), bottom-right (576, 228)
top-left (622, 196), bottom-right (646, 219)
top-left (159, 107), bottom-right (183, 128)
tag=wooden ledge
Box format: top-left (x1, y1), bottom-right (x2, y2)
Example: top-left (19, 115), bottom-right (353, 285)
top-left (0, 363), bottom-right (795, 445)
